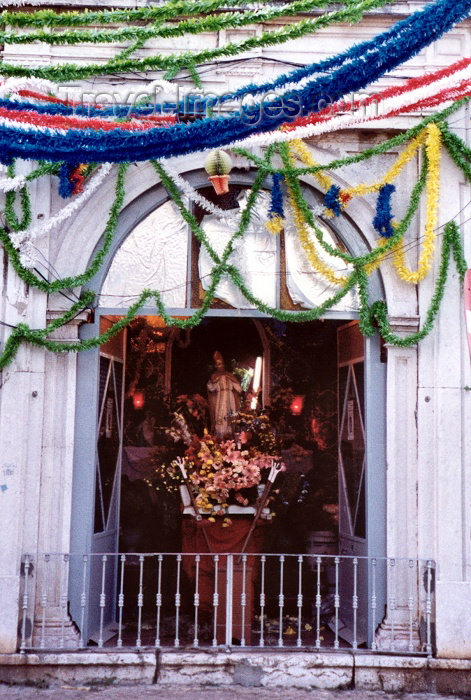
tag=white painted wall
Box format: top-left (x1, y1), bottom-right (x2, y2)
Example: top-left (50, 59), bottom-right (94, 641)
top-left (0, 4), bottom-right (470, 658)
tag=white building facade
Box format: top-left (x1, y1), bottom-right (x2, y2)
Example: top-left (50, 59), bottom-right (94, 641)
top-left (0, 0), bottom-right (470, 687)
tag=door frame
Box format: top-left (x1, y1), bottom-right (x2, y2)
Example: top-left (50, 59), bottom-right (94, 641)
top-left (69, 171), bottom-right (387, 645)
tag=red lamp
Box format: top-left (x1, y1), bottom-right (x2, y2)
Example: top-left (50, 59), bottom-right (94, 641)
top-left (290, 395), bottom-right (305, 416)
top-left (132, 391), bottom-right (145, 409)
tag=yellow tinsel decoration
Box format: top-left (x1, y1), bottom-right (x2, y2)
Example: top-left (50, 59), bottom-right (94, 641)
top-left (285, 145), bottom-right (349, 286)
top-left (345, 129), bottom-right (427, 199)
top-left (282, 124), bottom-right (441, 288)
top-left (391, 123), bottom-right (442, 284)
top-left (288, 138), bottom-right (334, 192)
top-left (266, 214), bottom-right (284, 234)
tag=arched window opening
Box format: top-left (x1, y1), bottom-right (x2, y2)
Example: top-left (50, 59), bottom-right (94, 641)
top-left (99, 183), bottom-right (358, 314)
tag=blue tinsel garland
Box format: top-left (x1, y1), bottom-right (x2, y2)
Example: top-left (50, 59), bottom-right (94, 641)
top-left (373, 184), bottom-right (396, 238)
top-left (324, 185), bottom-right (342, 217)
top-left (268, 173), bottom-right (285, 219)
top-left (58, 162), bottom-right (75, 198)
top-left (0, 0), bottom-right (470, 163)
top-left (5, 0), bottom-right (471, 121)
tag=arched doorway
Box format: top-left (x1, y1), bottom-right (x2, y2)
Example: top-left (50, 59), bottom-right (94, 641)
top-left (69, 168), bottom-right (386, 649)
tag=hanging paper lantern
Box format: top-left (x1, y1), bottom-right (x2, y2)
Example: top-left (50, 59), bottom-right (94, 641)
top-left (204, 149), bottom-right (233, 195)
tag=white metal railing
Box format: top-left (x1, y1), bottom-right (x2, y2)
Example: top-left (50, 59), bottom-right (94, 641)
top-left (18, 553), bottom-right (435, 655)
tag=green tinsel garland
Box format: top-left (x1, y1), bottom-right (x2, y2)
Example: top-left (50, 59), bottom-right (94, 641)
top-left (276, 140), bottom-right (429, 268)
top-left (0, 109), bottom-right (469, 368)
top-left (4, 166), bottom-right (32, 233)
top-left (0, 0), bottom-right (352, 46)
top-left (0, 0), bottom-right (396, 80)
top-left (368, 221), bottom-right (468, 346)
top-left (0, 163), bottom-right (128, 294)
top-left (438, 122), bottom-right (471, 182)
top-left (1, 0), bottom-right (297, 29)
top-left (231, 99), bottom-right (465, 178)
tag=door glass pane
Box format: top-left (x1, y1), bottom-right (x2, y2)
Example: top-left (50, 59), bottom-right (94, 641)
top-left (352, 363), bottom-right (365, 539)
top-left (339, 362), bottom-right (365, 539)
top-left (94, 357), bottom-right (122, 533)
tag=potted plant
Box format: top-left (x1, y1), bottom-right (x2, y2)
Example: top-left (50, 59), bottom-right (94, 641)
top-left (204, 149), bottom-right (233, 194)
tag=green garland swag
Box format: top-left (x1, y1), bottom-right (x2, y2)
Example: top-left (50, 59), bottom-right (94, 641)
top-left (231, 99), bottom-right (465, 179)
top-left (1, 0), bottom-right (310, 28)
top-left (0, 109), bottom-right (469, 369)
top-left (0, 0), bottom-right (397, 80)
top-left (0, 163), bottom-right (128, 295)
top-left (366, 221), bottom-right (468, 345)
top-left (0, 0), bottom-right (363, 46)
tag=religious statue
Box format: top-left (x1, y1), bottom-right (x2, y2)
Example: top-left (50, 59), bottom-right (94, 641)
top-left (207, 351), bottom-right (242, 438)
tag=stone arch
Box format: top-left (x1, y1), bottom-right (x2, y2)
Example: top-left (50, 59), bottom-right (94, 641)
top-left (49, 152), bottom-right (414, 316)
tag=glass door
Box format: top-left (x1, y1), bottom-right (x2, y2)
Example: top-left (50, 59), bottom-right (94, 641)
top-left (88, 328), bottom-right (126, 642)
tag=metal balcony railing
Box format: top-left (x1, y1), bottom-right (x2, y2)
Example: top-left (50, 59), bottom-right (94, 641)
top-left (19, 553), bottom-right (435, 656)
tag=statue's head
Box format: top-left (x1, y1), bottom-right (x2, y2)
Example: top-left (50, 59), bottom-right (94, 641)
top-left (213, 350), bottom-right (225, 372)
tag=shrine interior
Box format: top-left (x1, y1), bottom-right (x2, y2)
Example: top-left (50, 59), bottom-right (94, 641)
top-left (93, 315), bottom-right (356, 645)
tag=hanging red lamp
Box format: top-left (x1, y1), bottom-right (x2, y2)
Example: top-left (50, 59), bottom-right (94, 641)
top-left (290, 395), bottom-right (305, 416)
top-left (132, 391), bottom-right (145, 409)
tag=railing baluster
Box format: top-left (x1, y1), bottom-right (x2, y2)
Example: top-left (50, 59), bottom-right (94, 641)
top-left (334, 557), bottom-right (340, 649)
top-left (79, 554), bottom-right (88, 649)
top-left (408, 559), bottom-right (414, 653)
top-left (352, 557), bottom-right (358, 650)
top-left (17, 552), bottom-right (435, 655)
top-left (117, 554), bottom-right (125, 648)
top-left (212, 555), bottom-right (219, 647)
top-left (371, 557), bottom-right (377, 652)
top-left (155, 554), bottom-right (163, 648)
top-left (315, 556), bottom-right (322, 649)
top-left (98, 555), bottom-right (107, 649)
top-left (225, 555), bottom-right (233, 647)
top-left (20, 555), bottom-right (31, 653)
top-left (389, 558), bottom-right (396, 651)
top-left (297, 555), bottom-right (303, 648)
top-left (40, 554), bottom-right (50, 650)
top-left (60, 554), bottom-right (70, 649)
top-left (425, 560), bottom-right (433, 657)
top-left (240, 554), bottom-right (247, 647)
top-left (259, 555), bottom-right (265, 648)
top-left (174, 553), bottom-right (181, 647)
top-left (193, 555), bottom-right (200, 648)
top-left (278, 555), bottom-right (284, 647)
top-left (136, 555), bottom-right (144, 648)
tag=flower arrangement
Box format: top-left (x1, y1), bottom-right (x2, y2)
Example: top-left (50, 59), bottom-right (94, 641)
top-left (158, 408), bottom-right (284, 522)
top-left (230, 410), bottom-right (278, 454)
top-left (178, 433), bottom-right (276, 513)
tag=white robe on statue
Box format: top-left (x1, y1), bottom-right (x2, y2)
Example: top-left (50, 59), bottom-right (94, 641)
top-left (207, 373), bottom-right (242, 438)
